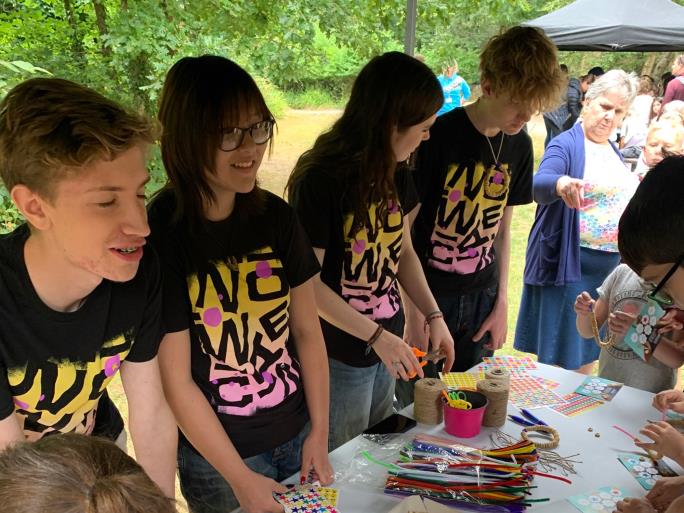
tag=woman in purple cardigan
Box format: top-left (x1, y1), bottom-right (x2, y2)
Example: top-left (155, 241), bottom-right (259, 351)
top-left (514, 70), bottom-right (639, 374)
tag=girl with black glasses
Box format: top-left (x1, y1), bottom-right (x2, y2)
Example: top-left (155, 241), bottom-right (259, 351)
top-left (148, 55), bottom-right (332, 513)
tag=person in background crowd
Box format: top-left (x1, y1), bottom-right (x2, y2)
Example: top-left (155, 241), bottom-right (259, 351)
top-left (588, 66), bottom-right (606, 78)
top-left (633, 121), bottom-right (684, 177)
top-left (436, 60), bottom-right (471, 116)
top-left (661, 100), bottom-right (684, 126)
top-left (620, 76), bottom-right (656, 159)
top-left (515, 70), bottom-right (640, 375)
top-left (661, 55), bottom-right (684, 112)
top-left (543, 63), bottom-right (571, 147)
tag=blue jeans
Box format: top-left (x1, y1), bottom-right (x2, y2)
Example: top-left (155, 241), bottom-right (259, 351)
top-left (395, 285), bottom-right (497, 409)
top-left (177, 424), bottom-right (310, 513)
top-left (328, 357), bottom-right (394, 451)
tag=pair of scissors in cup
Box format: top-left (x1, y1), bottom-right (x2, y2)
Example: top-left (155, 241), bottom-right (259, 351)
top-left (442, 390), bottom-right (472, 410)
top-left (508, 408), bottom-right (548, 427)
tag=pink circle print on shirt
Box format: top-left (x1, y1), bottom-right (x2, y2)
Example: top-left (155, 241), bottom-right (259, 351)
top-left (189, 247), bottom-right (300, 416)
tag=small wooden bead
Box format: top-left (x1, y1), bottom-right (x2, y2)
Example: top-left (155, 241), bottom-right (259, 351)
top-left (588, 427), bottom-right (593, 432)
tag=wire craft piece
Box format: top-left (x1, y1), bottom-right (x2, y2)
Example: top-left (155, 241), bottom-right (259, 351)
top-left (490, 431), bottom-right (580, 477)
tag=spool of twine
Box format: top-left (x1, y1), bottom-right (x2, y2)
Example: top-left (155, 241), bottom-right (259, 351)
top-left (477, 379), bottom-right (509, 427)
top-left (414, 378), bottom-right (447, 425)
top-left (484, 366), bottom-right (510, 387)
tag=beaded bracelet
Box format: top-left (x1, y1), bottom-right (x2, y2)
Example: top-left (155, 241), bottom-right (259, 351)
top-left (364, 325), bottom-right (384, 356)
top-left (423, 310), bottom-right (444, 331)
top-left (521, 425), bottom-right (560, 450)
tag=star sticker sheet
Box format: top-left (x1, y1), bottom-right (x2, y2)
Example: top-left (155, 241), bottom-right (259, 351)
top-left (567, 487), bottom-right (628, 513)
top-left (439, 371), bottom-right (484, 390)
top-left (617, 453), bottom-right (676, 490)
top-left (551, 393), bottom-right (604, 417)
top-left (275, 487), bottom-right (339, 513)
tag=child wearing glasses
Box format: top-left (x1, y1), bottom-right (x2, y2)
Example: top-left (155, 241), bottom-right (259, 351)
top-left (574, 263), bottom-right (683, 393)
top-left (147, 55), bottom-right (332, 513)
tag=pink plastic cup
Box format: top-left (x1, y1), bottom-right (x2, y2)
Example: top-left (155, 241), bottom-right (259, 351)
top-left (443, 390), bottom-right (488, 438)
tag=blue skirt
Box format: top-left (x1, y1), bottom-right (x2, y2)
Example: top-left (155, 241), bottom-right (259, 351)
top-left (514, 247), bottom-right (620, 369)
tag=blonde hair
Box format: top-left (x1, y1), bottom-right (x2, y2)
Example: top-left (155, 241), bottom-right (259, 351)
top-left (0, 434), bottom-right (176, 513)
top-left (479, 26), bottom-right (562, 112)
top-left (0, 78), bottom-right (155, 201)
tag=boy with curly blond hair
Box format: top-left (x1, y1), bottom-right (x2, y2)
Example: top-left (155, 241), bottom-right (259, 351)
top-left (398, 27), bottom-right (563, 403)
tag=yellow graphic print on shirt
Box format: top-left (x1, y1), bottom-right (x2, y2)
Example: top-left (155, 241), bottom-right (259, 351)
top-left (8, 331), bottom-right (133, 440)
top-left (342, 200), bottom-right (403, 320)
top-left (429, 160), bottom-right (510, 274)
top-left (188, 247), bottom-right (300, 416)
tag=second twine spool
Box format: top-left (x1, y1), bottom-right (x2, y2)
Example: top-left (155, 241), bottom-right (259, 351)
top-left (477, 378), bottom-right (509, 427)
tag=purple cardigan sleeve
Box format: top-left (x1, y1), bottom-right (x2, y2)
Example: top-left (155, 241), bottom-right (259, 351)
top-left (533, 139), bottom-right (571, 204)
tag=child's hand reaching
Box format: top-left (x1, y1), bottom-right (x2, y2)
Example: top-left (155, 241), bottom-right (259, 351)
top-left (574, 292), bottom-right (595, 316)
top-left (607, 310), bottom-right (638, 337)
top-left (635, 421), bottom-right (684, 465)
top-left (653, 389), bottom-right (684, 414)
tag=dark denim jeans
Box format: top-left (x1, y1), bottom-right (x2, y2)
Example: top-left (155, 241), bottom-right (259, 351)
top-left (177, 423), bottom-right (310, 513)
top-left (395, 285), bottom-right (497, 408)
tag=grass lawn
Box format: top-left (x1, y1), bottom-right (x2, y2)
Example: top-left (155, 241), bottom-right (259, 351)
top-left (108, 109), bottom-right (546, 509)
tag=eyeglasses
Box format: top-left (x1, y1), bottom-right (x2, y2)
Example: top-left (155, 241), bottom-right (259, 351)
top-left (648, 253), bottom-right (684, 307)
top-left (220, 120), bottom-right (274, 152)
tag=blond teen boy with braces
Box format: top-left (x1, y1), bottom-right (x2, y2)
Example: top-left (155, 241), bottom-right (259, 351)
top-left (0, 78), bottom-right (176, 496)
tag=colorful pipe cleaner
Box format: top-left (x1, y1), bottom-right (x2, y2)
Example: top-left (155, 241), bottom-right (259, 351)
top-left (372, 434), bottom-right (569, 512)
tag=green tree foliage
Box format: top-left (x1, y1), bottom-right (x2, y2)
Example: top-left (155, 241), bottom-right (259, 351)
top-left (2, 0), bottom-right (684, 233)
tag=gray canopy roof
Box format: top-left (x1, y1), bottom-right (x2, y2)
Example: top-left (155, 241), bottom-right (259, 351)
top-left (523, 0), bottom-right (684, 52)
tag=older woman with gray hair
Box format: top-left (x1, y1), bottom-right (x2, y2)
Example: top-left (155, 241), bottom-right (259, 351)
top-left (514, 70), bottom-right (640, 373)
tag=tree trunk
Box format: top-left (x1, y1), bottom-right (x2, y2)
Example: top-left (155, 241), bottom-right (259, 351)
top-left (641, 54), bottom-right (657, 77)
top-left (92, 0), bottom-right (111, 57)
top-left (160, 0), bottom-right (173, 22)
top-left (63, 0), bottom-right (85, 60)
top-left (654, 52), bottom-right (675, 95)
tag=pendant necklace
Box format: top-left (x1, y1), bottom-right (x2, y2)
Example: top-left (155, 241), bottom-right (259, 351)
top-left (484, 132), bottom-right (505, 170)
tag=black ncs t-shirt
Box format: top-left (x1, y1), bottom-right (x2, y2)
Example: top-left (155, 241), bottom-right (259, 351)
top-left (0, 224), bottom-right (162, 440)
top-left (413, 107), bottom-right (533, 295)
top-left (148, 189), bottom-right (319, 458)
top-left (289, 167), bottom-right (418, 367)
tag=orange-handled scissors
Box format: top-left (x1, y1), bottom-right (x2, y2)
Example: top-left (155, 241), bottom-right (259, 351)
top-left (408, 347), bottom-right (445, 378)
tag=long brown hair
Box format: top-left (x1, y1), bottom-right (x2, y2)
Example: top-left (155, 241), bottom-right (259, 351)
top-left (157, 55), bottom-right (273, 231)
top-left (0, 434), bottom-right (175, 513)
top-left (286, 51), bottom-right (442, 232)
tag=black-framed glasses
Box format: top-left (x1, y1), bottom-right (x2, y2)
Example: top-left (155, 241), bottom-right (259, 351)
top-left (220, 119), bottom-right (274, 152)
top-left (648, 253), bottom-right (684, 307)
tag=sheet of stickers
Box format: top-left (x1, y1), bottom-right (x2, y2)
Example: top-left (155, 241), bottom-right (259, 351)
top-left (567, 487), bottom-right (628, 513)
top-left (275, 486), bottom-right (339, 513)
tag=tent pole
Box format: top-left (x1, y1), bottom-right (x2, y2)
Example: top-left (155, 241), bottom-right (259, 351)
top-left (404, 0), bottom-right (417, 55)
